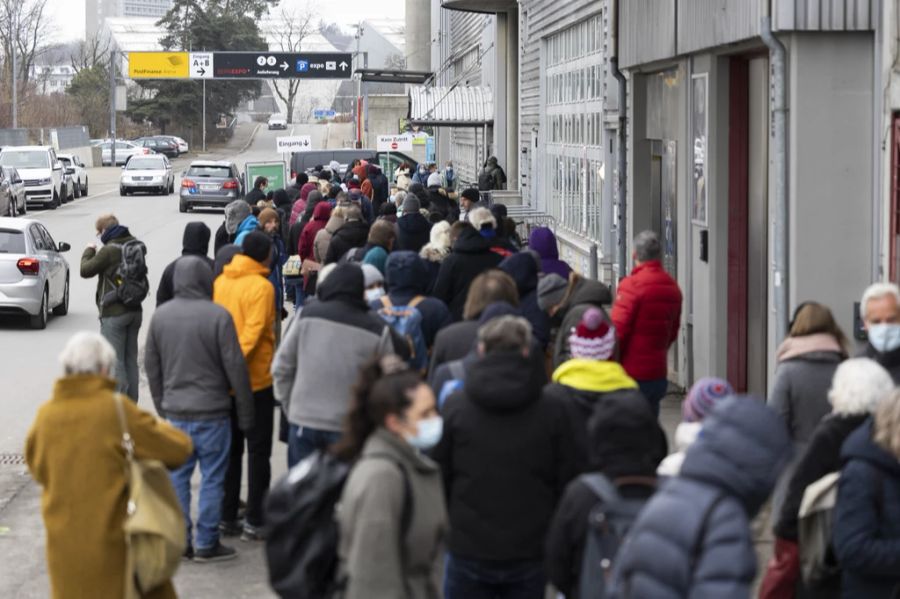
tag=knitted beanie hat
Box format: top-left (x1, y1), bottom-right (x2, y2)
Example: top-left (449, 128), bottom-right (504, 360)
top-left (682, 377), bottom-right (735, 422)
top-left (569, 307), bottom-right (616, 361)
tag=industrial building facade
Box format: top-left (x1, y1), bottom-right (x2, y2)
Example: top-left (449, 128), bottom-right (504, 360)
top-left (428, 0), bottom-right (897, 394)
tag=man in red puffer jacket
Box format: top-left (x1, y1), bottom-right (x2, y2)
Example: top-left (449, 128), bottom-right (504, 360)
top-left (611, 230), bottom-right (683, 417)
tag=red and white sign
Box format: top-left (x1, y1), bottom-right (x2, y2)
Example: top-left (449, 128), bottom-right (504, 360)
top-left (376, 134), bottom-right (413, 152)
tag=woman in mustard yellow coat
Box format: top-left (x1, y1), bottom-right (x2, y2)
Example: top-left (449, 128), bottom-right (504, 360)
top-left (26, 332), bottom-right (193, 599)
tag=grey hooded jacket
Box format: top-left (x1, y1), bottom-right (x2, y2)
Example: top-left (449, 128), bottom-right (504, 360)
top-left (145, 256), bottom-right (254, 430)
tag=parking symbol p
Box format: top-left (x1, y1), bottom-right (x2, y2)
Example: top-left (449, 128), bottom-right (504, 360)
top-left (296, 60), bottom-right (309, 73)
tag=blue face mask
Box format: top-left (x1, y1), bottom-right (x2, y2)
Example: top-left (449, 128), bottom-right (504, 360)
top-left (405, 416), bottom-right (443, 450)
top-left (446, 168), bottom-right (454, 179)
top-left (868, 323), bottom-right (900, 353)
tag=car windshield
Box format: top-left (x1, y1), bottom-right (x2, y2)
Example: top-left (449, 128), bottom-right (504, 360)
top-left (0, 150), bottom-right (50, 169)
top-left (127, 158), bottom-right (165, 170)
top-left (186, 165), bottom-right (231, 178)
top-left (0, 230), bottom-right (25, 253)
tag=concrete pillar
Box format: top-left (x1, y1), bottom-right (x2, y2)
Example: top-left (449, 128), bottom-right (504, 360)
top-left (406, 0), bottom-right (432, 72)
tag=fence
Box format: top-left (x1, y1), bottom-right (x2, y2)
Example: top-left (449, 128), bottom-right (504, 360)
top-left (0, 126), bottom-right (90, 150)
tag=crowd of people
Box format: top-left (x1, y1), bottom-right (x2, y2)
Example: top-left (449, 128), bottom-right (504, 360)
top-left (21, 156), bottom-right (900, 599)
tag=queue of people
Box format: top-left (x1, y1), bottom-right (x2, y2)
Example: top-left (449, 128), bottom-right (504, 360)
top-left (25, 155), bottom-right (900, 599)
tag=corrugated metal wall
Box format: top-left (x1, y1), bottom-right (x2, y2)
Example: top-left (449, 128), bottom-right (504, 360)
top-left (678, 0), bottom-right (760, 54)
top-left (775, 0), bottom-right (875, 31)
top-left (619, 0), bottom-right (677, 69)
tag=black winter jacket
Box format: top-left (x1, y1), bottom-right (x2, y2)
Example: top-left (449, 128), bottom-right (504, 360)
top-left (833, 419), bottom-right (900, 599)
top-left (396, 213), bottom-right (431, 253)
top-left (860, 342), bottom-right (900, 384)
top-left (324, 220), bottom-right (370, 265)
top-left (376, 251), bottom-right (451, 347)
top-left (432, 228), bottom-right (504, 321)
top-left (499, 252), bottom-right (551, 349)
top-left (431, 351), bottom-right (579, 561)
top-left (157, 222), bottom-right (214, 306)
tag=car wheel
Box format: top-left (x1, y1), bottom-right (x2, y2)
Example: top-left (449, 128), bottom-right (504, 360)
top-left (73, 180), bottom-right (81, 199)
top-left (179, 200), bottom-right (188, 213)
top-left (67, 188), bottom-right (75, 203)
top-left (30, 287), bottom-right (48, 329)
top-left (168, 180), bottom-right (175, 194)
top-left (49, 192), bottom-right (59, 210)
top-left (82, 179), bottom-right (88, 196)
top-left (120, 186), bottom-right (127, 197)
top-left (7, 197), bottom-right (15, 217)
top-left (52, 277), bottom-right (69, 316)
top-left (19, 197), bottom-right (26, 215)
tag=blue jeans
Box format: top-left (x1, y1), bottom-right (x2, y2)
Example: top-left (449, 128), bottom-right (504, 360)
top-left (444, 553), bottom-right (546, 599)
top-left (99, 311), bottom-right (142, 401)
top-left (169, 418), bottom-right (231, 550)
top-left (287, 424), bottom-right (341, 468)
top-left (638, 378), bottom-right (669, 418)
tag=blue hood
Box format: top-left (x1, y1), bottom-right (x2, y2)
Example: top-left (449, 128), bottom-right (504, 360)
top-left (842, 418), bottom-right (900, 476)
top-left (680, 396), bottom-right (792, 516)
top-left (385, 250), bottom-right (428, 296)
top-left (499, 251), bottom-right (539, 296)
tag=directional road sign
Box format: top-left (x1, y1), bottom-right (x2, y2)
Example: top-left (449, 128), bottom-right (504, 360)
top-left (190, 52), bottom-right (213, 79)
top-left (213, 52), bottom-right (353, 79)
top-left (313, 109), bottom-right (337, 120)
top-left (376, 134), bottom-right (413, 153)
top-left (276, 136), bottom-right (313, 153)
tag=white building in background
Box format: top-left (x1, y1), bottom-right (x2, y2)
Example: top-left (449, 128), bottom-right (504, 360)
top-left (87, 0), bottom-right (172, 39)
top-left (30, 65), bottom-right (77, 95)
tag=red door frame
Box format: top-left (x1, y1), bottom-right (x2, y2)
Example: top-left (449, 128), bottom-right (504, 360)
top-left (727, 57), bottom-right (749, 392)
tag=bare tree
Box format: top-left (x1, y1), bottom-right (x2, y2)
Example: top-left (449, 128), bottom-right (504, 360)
top-left (272, 5), bottom-right (317, 124)
top-left (0, 0), bottom-right (51, 119)
top-left (70, 35), bottom-right (111, 72)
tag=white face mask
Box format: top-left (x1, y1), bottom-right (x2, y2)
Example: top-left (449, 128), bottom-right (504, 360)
top-left (404, 416), bottom-right (443, 450)
top-left (868, 323), bottom-right (900, 354)
top-left (365, 287), bottom-right (385, 303)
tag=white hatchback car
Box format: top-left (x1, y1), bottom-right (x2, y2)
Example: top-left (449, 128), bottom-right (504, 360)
top-left (120, 155), bottom-right (174, 196)
top-left (0, 217), bottom-right (70, 329)
top-left (57, 153), bottom-right (89, 198)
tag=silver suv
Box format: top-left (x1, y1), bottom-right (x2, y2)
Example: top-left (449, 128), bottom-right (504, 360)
top-left (0, 146), bottom-right (66, 209)
top-left (179, 161), bottom-right (244, 212)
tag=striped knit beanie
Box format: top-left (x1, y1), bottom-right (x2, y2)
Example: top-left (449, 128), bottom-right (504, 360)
top-left (683, 377), bottom-right (734, 422)
top-left (568, 307), bottom-right (616, 361)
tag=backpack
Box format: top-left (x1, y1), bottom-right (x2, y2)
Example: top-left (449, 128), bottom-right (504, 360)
top-left (578, 474), bottom-right (656, 599)
top-left (798, 471), bottom-right (841, 587)
top-left (378, 296), bottom-right (428, 371)
top-left (478, 169), bottom-right (495, 191)
top-left (102, 240), bottom-right (149, 308)
top-left (264, 450), bottom-right (412, 599)
top-left (340, 246), bottom-right (367, 264)
top-left (438, 360), bottom-right (466, 409)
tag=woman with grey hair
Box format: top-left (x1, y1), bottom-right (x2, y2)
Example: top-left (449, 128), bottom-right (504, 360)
top-left (833, 387), bottom-right (900, 597)
top-left (763, 358), bottom-right (894, 597)
top-left (26, 331), bottom-right (192, 599)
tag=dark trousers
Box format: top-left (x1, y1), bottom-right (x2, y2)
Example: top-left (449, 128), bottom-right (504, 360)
top-left (222, 387), bottom-right (275, 528)
top-left (287, 423), bottom-right (341, 468)
top-left (638, 378), bottom-right (669, 418)
top-left (444, 553), bottom-right (546, 599)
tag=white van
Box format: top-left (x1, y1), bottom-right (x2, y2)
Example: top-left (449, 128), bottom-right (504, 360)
top-left (0, 146), bottom-right (66, 209)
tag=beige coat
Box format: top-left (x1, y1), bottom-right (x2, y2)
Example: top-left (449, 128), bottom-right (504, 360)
top-left (338, 428), bottom-right (448, 599)
top-left (313, 214), bottom-right (345, 264)
top-left (26, 375), bottom-right (193, 599)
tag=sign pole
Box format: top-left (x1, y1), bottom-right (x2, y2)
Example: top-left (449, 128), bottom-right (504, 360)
top-left (109, 50), bottom-right (117, 166)
top-left (202, 78), bottom-right (207, 153)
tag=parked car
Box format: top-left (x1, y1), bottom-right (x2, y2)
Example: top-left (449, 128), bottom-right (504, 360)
top-left (179, 160), bottom-right (244, 212)
top-left (133, 137), bottom-right (180, 158)
top-left (268, 114), bottom-right (288, 130)
top-left (119, 154), bottom-right (174, 196)
top-left (98, 140), bottom-right (150, 166)
top-left (56, 154), bottom-right (88, 198)
top-left (0, 217), bottom-right (70, 329)
top-left (288, 148), bottom-right (419, 182)
top-left (0, 146), bottom-right (66, 210)
top-left (4, 167), bottom-right (26, 216)
top-left (0, 168), bottom-right (12, 216)
top-left (156, 135), bottom-right (189, 154)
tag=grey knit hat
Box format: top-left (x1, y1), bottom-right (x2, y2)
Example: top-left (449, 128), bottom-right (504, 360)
top-left (224, 200), bottom-right (251, 235)
top-left (537, 273), bottom-right (568, 312)
top-left (401, 195), bottom-right (421, 215)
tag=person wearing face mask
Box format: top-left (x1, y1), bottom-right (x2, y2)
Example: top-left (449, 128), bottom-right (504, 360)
top-left (859, 282), bottom-right (900, 383)
top-left (412, 162), bottom-right (431, 187)
top-left (332, 355), bottom-right (448, 599)
top-left (362, 264), bottom-right (386, 303)
top-left (432, 316), bottom-right (579, 599)
top-left (441, 161), bottom-right (458, 193)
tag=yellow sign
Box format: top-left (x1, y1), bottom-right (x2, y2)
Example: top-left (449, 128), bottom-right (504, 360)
top-left (128, 52), bottom-right (190, 79)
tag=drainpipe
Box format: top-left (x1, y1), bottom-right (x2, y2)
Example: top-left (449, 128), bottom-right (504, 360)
top-left (760, 16), bottom-right (789, 344)
top-left (611, 0), bottom-right (628, 280)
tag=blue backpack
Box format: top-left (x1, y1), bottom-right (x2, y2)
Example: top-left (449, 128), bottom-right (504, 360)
top-left (377, 296), bottom-right (428, 371)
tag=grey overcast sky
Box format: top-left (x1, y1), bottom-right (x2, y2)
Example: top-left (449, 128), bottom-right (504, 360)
top-left (48, 0), bottom-right (405, 42)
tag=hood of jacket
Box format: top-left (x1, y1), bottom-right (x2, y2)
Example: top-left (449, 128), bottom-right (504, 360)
top-left (680, 396), bottom-right (792, 516)
top-left (528, 227), bottom-right (559, 260)
top-left (353, 164), bottom-right (368, 182)
top-left (552, 359), bottom-right (638, 393)
top-left (300, 182), bottom-right (318, 203)
top-left (499, 252), bottom-right (539, 296)
top-left (236, 215), bottom-right (259, 237)
top-left (776, 333), bottom-right (845, 363)
top-left (214, 244), bottom-right (241, 276)
top-left (173, 255), bottom-right (214, 299)
top-left (385, 251), bottom-right (428, 296)
top-left (464, 351), bottom-right (543, 412)
top-left (181, 221), bottom-right (211, 256)
top-left (452, 226), bottom-right (493, 255)
top-left (221, 253), bottom-right (270, 280)
top-left (325, 214), bottom-right (345, 234)
top-left (564, 275), bottom-right (612, 309)
top-left (311, 201), bottom-right (332, 222)
top-left (398, 212), bottom-right (430, 235)
top-left (842, 418), bottom-right (900, 475)
top-left (674, 421), bottom-right (702, 452)
top-left (588, 392), bottom-right (669, 477)
top-left (317, 262), bottom-right (368, 310)
top-left (224, 201), bottom-right (251, 235)
top-left (100, 224), bottom-right (131, 244)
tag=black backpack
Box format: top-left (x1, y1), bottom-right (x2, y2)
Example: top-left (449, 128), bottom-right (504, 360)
top-left (102, 239), bottom-right (149, 308)
top-left (264, 450), bottom-right (412, 599)
top-left (577, 474), bottom-right (656, 599)
top-left (477, 169), bottom-right (495, 191)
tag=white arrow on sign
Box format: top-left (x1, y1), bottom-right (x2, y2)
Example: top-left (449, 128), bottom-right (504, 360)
top-left (189, 52), bottom-right (214, 79)
top-left (280, 62), bottom-right (289, 71)
top-left (339, 61), bottom-right (349, 71)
